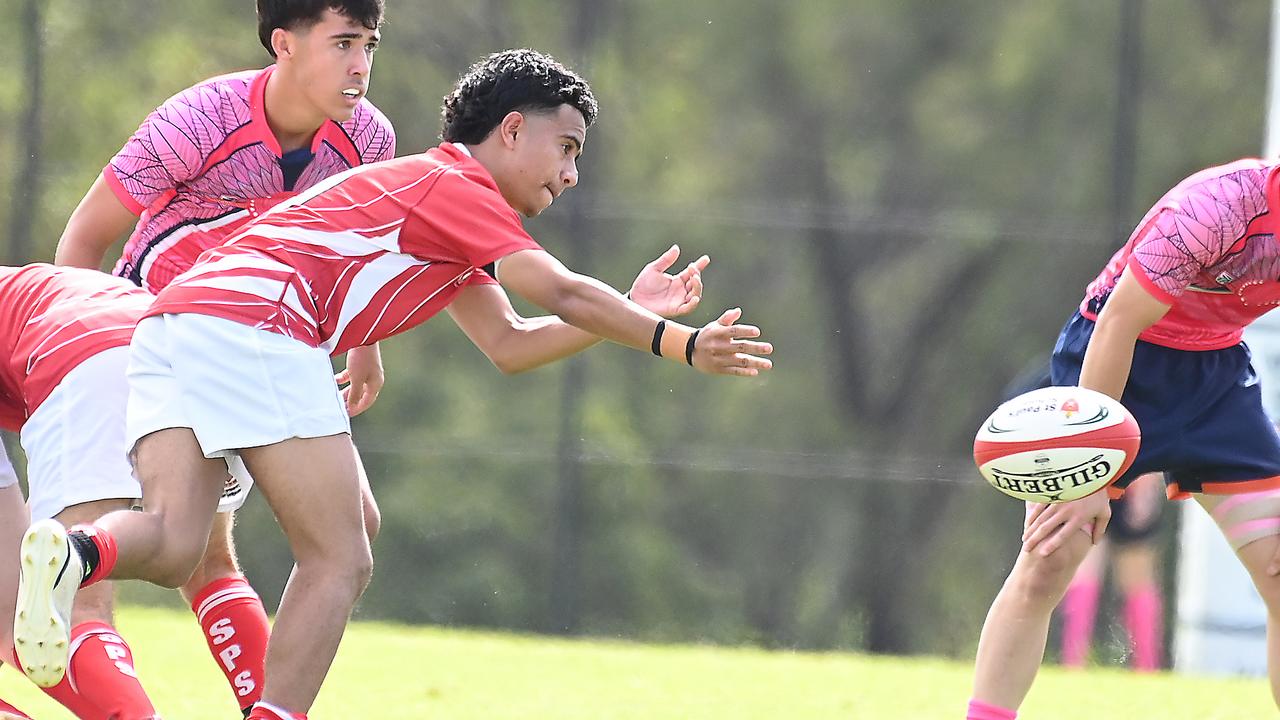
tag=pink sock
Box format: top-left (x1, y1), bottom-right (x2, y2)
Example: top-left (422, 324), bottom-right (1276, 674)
top-left (967, 699), bottom-right (1017, 720)
top-left (1123, 584), bottom-right (1163, 671)
top-left (1060, 577), bottom-right (1101, 667)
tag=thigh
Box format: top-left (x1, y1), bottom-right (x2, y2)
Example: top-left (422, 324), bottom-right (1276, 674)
top-left (1197, 492), bottom-right (1280, 611)
top-left (240, 434), bottom-right (367, 563)
top-left (22, 347), bottom-right (140, 521)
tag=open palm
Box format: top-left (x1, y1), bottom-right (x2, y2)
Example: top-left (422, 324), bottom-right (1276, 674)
top-left (627, 244), bottom-right (710, 318)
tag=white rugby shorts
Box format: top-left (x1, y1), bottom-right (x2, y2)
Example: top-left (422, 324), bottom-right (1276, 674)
top-left (21, 347), bottom-right (141, 521)
top-left (126, 314), bottom-right (350, 509)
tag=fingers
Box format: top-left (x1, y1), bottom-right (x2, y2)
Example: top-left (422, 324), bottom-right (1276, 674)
top-left (1020, 509), bottom-right (1061, 553)
top-left (646, 244), bottom-right (681, 273)
top-left (716, 307), bottom-right (743, 326)
top-left (334, 369), bottom-right (350, 385)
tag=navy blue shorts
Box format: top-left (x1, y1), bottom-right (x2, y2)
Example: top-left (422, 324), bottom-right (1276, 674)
top-left (1050, 312), bottom-right (1280, 498)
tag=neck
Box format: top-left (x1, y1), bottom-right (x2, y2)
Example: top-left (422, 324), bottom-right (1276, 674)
top-left (264, 67), bottom-right (324, 153)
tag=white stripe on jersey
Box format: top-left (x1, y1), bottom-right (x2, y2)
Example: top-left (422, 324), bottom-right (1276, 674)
top-left (24, 296), bottom-right (151, 373)
top-left (24, 324), bottom-right (140, 374)
top-left (248, 221), bottom-right (406, 255)
top-left (256, 161), bottom-right (448, 221)
top-left (140, 209), bottom-right (250, 284)
top-left (176, 274), bottom-right (313, 323)
top-left (319, 253), bottom-right (435, 352)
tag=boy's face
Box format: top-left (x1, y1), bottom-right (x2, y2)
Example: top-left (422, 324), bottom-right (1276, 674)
top-left (501, 105), bottom-right (586, 218)
top-left (280, 9), bottom-right (380, 122)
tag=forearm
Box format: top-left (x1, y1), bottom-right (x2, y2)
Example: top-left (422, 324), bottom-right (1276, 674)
top-left (494, 316), bottom-right (603, 373)
top-left (543, 273), bottom-right (696, 360)
top-left (1077, 321), bottom-right (1139, 400)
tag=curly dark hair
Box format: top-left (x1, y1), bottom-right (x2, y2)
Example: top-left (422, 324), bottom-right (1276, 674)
top-left (441, 49), bottom-right (598, 144)
top-left (257, 0), bottom-right (385, 58)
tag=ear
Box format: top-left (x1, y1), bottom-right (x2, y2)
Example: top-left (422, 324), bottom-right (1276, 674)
top-left (497, 111), bottom-right (526, 150)
top-left (270, 27), bottom-right (293, 59)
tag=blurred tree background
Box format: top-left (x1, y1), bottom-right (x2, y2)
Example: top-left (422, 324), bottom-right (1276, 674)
top-left (0, 0), bottom-right (1269, 660)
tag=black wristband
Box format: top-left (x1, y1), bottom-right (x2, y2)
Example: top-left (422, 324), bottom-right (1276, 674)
top-left (651, 320), bottom-right (666, 357)
top-left (685, 329), bottom-right (700, 366)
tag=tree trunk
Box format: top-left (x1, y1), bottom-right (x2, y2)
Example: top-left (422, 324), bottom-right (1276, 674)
top-left (7, 0), bottom-right (45, 264)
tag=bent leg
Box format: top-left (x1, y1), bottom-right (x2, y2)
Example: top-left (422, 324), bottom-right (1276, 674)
top-left (972, 528), bottom-right (1093, 710)
top-left (182, 510), bottom-right (270, 712)
top-left (97, 428), bottom-right (227, 588)
top-left (242, 434), bottom-right (371, 713)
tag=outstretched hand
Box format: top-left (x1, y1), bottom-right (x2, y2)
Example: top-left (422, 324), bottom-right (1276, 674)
top-left (689, 307), bottom-right (773, 377)
top-left (628, 244), bottom-right (710, 318)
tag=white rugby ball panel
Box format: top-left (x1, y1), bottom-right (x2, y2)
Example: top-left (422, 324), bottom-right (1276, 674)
top-left (978, 447), bottom-right (1129, 503)
top-left (976, 386), bottom-right (1128, 444)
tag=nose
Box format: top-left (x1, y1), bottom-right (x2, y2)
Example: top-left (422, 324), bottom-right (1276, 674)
top-left (351, 51), bottom-right (371, 78)
top-left (562, 160), bottom-right (579, 189)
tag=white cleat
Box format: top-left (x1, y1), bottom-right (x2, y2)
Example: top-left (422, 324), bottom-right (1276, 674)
top-left (13, 519), bottom-right (80, 688)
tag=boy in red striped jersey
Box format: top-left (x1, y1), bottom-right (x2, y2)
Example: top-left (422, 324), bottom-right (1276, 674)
top-left (15, 48), bottom-right (771, 719)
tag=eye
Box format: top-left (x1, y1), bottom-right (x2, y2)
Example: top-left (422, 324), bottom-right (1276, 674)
top-left (366, 43), bottom-right (378, 54)
top-left (337, 40), bottom-right (351, 50)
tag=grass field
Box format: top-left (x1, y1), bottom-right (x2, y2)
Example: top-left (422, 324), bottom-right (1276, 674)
top-left (0, 605), bottom-right (1272, 719)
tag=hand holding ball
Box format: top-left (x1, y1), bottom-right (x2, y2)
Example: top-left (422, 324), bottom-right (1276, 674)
top-left (974, 386), bottom-right (1141, 503)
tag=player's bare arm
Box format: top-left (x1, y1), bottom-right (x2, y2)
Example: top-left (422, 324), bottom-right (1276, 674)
top-left (1023, 269), bottom-right (1172, 556)
top-left (54, 175), bottom-right (140, 270)
top-left (495, 248), bottom-right (772, 376)
top-left (1077, 268), bottom-right (1172, 400)
top-left (448, 245), bottom-right (710, 374)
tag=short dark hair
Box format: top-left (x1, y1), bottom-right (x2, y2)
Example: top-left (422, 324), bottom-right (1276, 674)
top-left (441, 49), bottom-right (598, 144)
top-left (257, 0), bottom-right (385, 58)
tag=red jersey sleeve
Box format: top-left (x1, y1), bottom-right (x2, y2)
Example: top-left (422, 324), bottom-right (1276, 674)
top-left (400, 166), bottom-right (543, 268)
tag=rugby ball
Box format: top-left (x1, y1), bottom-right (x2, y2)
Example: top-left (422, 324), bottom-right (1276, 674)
top-left (973, 386), bottom-right (1140, 503)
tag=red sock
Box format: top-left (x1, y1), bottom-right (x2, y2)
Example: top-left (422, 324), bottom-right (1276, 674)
top-left (967, 699), bottom-right (1017, 720)
top-left (1123, 584), bottom-right (1163, 671)
top-left (247, 702), bottom-right (308, 719)
top-left (41, 621), bottom-right (156, 720)
top-left (68, 524), bottom-right (118, 588)
top-left (41, 671), bottom-right (104, 719)
top-left (1059, 577), bottom-right (1101, 667)
top-left (191, 576), bottom-right (270, 711)
top-left (0, 698), bottom-right (33, 719)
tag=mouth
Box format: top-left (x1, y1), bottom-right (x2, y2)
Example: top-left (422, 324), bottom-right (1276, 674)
top-left (341, 88), bottom-right (364, 102)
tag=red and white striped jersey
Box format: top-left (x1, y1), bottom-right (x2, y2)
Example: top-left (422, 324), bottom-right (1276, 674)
top-left (147, 143), bottom-right (543, 355)
top-left (0, 264), bottom-right (151, 431)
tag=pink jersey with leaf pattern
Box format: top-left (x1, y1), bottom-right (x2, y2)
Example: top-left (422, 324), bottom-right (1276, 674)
top-left (1081, 158), bottom-right (1280, 350)
top-left (105, 65), bottom-right (395, 293)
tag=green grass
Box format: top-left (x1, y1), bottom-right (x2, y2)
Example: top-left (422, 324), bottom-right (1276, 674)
top-left (0, 605), bottom-right (1273, 719)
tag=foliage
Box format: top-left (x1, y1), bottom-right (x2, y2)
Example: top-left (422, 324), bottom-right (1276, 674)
top-left (5, 0), bottom-right (1273, 656)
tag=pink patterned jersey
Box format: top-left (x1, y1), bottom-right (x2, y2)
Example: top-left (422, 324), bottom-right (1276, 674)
top-left (1081, 158), bottom-right (1280, 350)
top-left (0, 264), bottom-right (151, 431)
top-left (146, 143), bottom-right (542, 356)
top-left (106, 65), bottom-right (396, 293)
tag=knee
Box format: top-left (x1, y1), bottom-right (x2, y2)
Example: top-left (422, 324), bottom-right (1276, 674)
top-left (1007, 548), bottom-right (1084, 604)
top-left (308, 543), bottom-right (374, 598)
